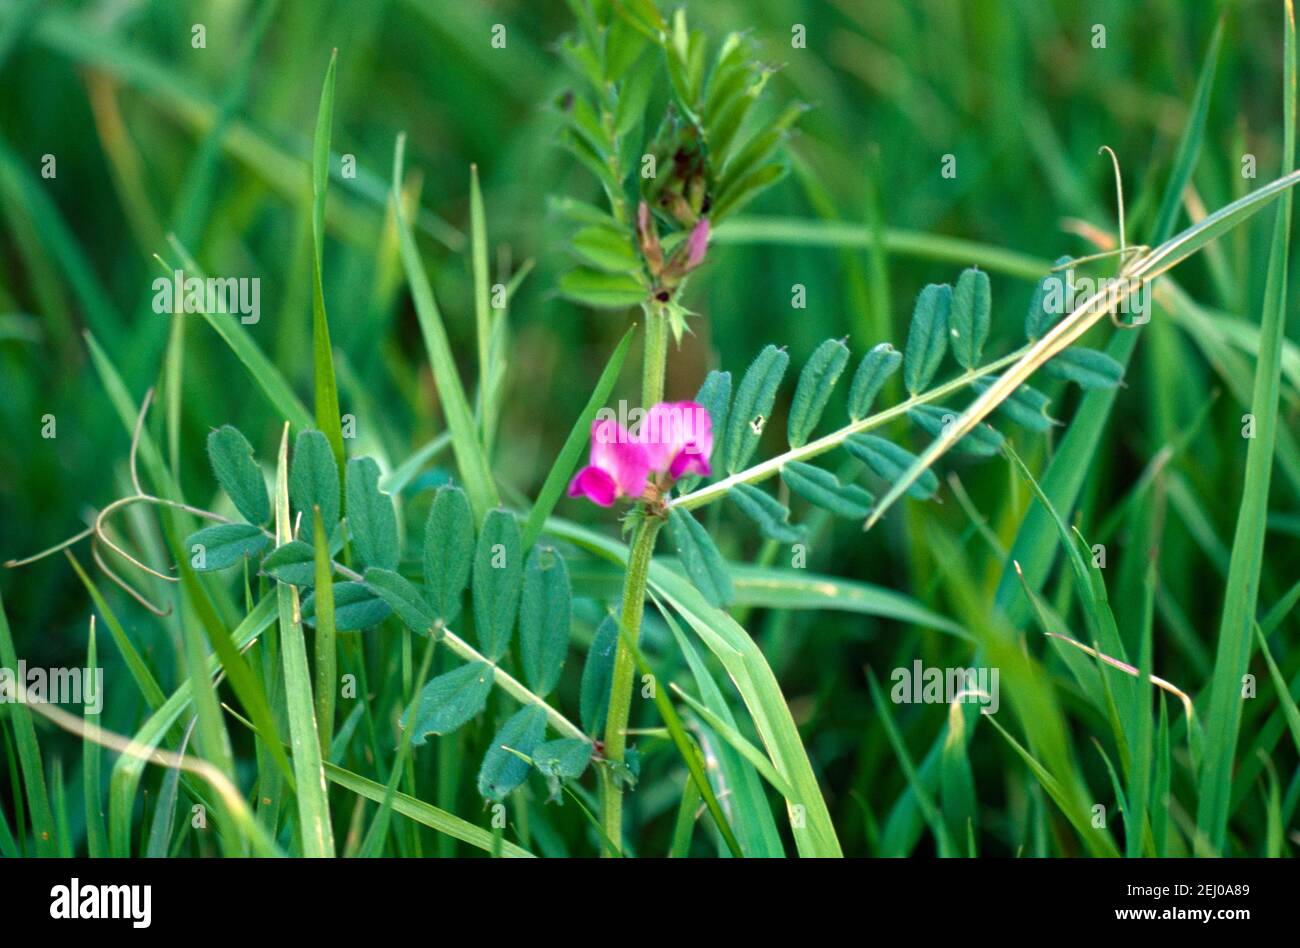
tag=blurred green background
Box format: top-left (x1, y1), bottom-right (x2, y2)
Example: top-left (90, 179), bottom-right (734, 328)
top-left (1, 0), bottom-right (1296, 855)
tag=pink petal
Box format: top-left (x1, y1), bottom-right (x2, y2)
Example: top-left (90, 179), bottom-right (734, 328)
top-left (590, 417), bottom-right (651, 498)
top-left (685, 217), bottom-right (710, 269)
top-left (567, 466), bottom-right (618, 507)
top-left (640, 401), bottom-right (713, 477)
top-left (669, 447), bottom-right (711, 480)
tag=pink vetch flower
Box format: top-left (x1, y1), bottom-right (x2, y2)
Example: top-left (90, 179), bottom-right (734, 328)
top-left (638, 401), bottom-right (713, 480)
top-left (567, 401), bottom-right (713, 506)
top-left (566, 417), bottom-right (651, 507)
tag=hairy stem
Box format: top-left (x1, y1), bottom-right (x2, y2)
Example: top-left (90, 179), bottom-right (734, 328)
top-left (599, 514), bottom-right (663, 856)
top-left (641, 305), bottom-right (670, 406)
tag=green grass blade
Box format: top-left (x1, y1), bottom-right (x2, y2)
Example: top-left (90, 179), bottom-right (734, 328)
top-left (550, 517), bottom-right (842, 856)
top-left (470, 163), bottom-right (494, 446)
top-left (521, 325), bottom-right (634, 550)
top-left (865, 669), bottom-right (954, 856)
top-left (310, 50), bottom-right (347, 486)
top-left (653, 592), bottom-right (785, 856)
top-left (0, 586), bottom-right (56, 854)
top-left (1254, 624), bottom-right (1300, 757)
top-left (83, 618), bottom-right (107, 858)
top-left (325, 761), bottom-right (533, 857)
top-left (312, 508), bottom-right (338, 755)
top-left (65, 550), bottom-right (166, 710)
top-left (274, 426), bottom-right (335, 856)
top-left (1150, 15), bottom-right (1226, 244)
top-left (107, 595), bottom-right (278, 855)
top-left (391, 134), bottom-right (499, 525)
top-left (1196, 0), bottom-right (1295, 855)
top-left (613, 622), bottom-right (744, 857)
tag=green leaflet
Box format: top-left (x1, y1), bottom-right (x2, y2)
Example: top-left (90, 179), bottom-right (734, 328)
top-left (723, 344), bottom-right (789, 474)
top-left (289, 429), bottom-right (339, 543)
top-left (902, 283), bottom-right (951, 394)
top-left (558, 267), bottom-right (646, 308)
top-left (346, 456), bottom-right (398, 572)
top-left (519, 546), bottom-right (572, 696)
top-left (1043, 347), bottom-right (1125, 389)
top-left (729, 482), bottom-right (805, 543)
top-left (571, 225), bottom-right (641, 274)
top-left (1024, 257), bottom-right (1073, 340)
top-left (403, 662), bottom-right (493, 745)
top-left (688, 368), bottom-right (731, 486)
top-left (262, 540), bottom-right (318, 586)
top-left (580, 615), bottom-right (619, 735)
top-left (950, 267), bottom-right (990, 369)
top-left (364, 567), bottom-right (435, 634)
top-left (780, 460), bottom-right (874, 519)
top-left (845, 434), bottom-right (939, 499)
top-left (908, 405), bottom-right (1004, 457)
top-left (667, 507), bottom-right (733, 606)
top-left (184, 523), bottom-right (268, 571)
top-left (787, 338), bottom-right (849, 447)
top-left (301, 581), bottom-right (390, 631)
top-left (477, 705), bottom-right (547, 802)
top-left (423, 485), bottom-right (474, 627)
top-left (472, 508), bottom-right (523, 661)
top-left (532, 738), bottom-right (593, 802)
top-left (973, 377), bottom-right (1058, 432)
top-left (847, 342), bottom-right (902, 421)
top-left (206, 425), bottom-right (268, 525)
top-left (711, 162), bottom-right (788, 222)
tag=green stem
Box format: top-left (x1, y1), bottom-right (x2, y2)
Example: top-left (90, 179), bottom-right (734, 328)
top-left (599, 513), bottom-right (663, 856)
top-left (641, 304), bottom-right (669, 406)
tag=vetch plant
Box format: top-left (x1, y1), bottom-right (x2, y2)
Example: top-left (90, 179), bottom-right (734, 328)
top-left (2, 0), bottom-right (1298, 867)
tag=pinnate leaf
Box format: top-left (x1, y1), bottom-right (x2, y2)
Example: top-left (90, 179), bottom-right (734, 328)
top-left (185, 523), bottom-right (268, 572)
top-left (847, 343), bottom-right (902, 421)
top-left (423, 485), bottom-right (474, 626)
top-left (723, 344), bottom-right (789, 474)
top-left (477, 705), bottom-right (547, 802)
top-left (346, 456), bottom-right (398, 571)
top-left (207, 425), bottom-right (269, 525)
top-left (519, 546), bottom-right (572, 696)
top-left (263, 540), bottom-right (318, 586)
top-left (729, 482), bottom-right (805, 543)
top-left (580, 616), bottom-right (619, 735)
top-left (289, 429), bottom-right (339, 543)
top-left (472, 509), bottom-right (523, 661)
top-left (301, 581), bottom-right (391, 631)
top-left (903, 284), bottom-right (952, 394)
top-left (403, 662), bottom-right (493, 745)
top-left (667, 507), bottom-right (733, 606)
top-left (788, 338), bottom-right (850, 447)
top-left (845, 434), bottom-right (939, 499)
top-left (780, 461), bottom-right (874, 519)
top-left (363, 567), bottom-right (436, 634)
top-left (950, 267), bottom-right (990, 369)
